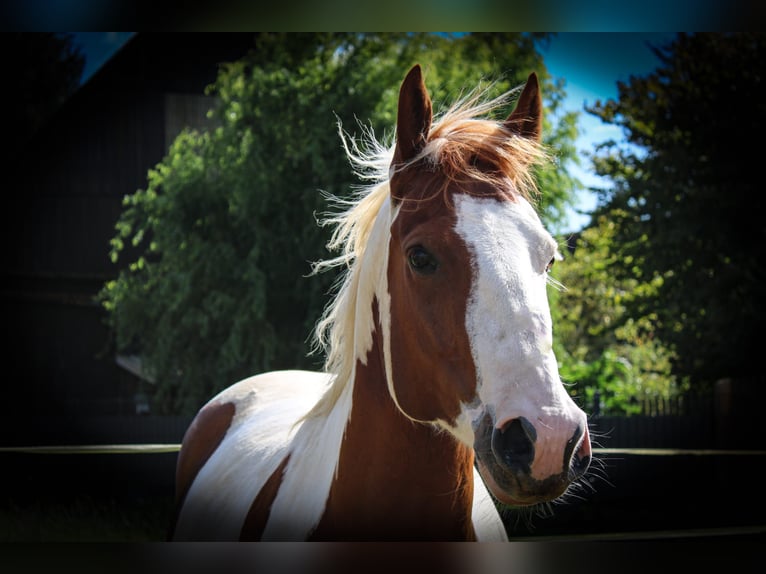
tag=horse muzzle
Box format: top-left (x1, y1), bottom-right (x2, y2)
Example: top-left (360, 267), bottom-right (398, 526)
top-left (473, 411), bottom-right (591, 506)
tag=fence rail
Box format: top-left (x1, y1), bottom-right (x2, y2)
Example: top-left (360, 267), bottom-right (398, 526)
top-left (3, 444), bottom-right (766, 457)
top-left (2, 433), bottom-right (764, 539)
top-left (0, 444), bottom-right (182, 454)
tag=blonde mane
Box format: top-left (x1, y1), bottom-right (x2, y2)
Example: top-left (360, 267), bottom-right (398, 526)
top-left (306, 80), bottom-right (548, 418)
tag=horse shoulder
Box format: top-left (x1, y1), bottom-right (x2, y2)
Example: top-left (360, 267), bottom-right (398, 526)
top-left (172, 370), bottom-right (330, 540)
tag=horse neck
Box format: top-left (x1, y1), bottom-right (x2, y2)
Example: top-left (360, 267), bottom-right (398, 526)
top-left (311, 298), bottom-right (476, 540)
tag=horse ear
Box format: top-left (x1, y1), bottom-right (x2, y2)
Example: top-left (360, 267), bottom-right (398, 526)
top-left (394, 64), bottom-right (433, 165)
top-left (505, 72), bottom-right (542, 142)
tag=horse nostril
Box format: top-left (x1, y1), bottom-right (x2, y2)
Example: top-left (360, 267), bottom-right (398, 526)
top-left (566, 425), bottom-right (592, 481)
top-left (570, 452), bottom-right (591, 480)
top-left (491, 417), bottom-right (536, 473)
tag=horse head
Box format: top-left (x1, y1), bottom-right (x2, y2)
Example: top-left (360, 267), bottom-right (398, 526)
top-left (383, 64), bottom-right (591, 506)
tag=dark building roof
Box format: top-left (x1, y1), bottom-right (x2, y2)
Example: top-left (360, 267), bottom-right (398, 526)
top-left (2, 33), bottom-right (258, 418)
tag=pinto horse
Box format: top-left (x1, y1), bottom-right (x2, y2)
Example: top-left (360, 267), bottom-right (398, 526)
top-left (171, 65), bottom-right (591, 541)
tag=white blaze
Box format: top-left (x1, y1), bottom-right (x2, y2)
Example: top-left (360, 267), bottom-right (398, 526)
top-left (452, 194), bottom-right (578, 445)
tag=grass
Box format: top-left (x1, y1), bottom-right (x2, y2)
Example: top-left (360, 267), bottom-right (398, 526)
top-left (0, 494), bottom-right (176, 542)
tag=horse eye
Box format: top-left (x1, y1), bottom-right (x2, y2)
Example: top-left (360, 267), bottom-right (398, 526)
top-left (408, 246), bottom-right (438, 275)
top-left (545, 258), bottom-right (555, 273)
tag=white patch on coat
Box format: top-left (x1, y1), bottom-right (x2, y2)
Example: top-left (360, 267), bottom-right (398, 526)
top-left (172, 370), bottom-right (337, 540)
top-left (261, 373), bottom-right (355, 540)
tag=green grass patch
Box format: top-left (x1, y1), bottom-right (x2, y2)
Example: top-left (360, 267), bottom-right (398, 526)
top-left (0, 495), bottom-right (175, 542)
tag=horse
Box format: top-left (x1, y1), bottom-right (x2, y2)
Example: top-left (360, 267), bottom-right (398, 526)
top-left (170, 64), bottom-right (592, 541)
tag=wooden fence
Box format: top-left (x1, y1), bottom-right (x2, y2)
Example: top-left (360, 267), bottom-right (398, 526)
top-left (0, 379), bottom-right (754, 451)
top-left (589, 392), bottom-right (715, 449)
top-left (1, 402), bottom-right (764, 538)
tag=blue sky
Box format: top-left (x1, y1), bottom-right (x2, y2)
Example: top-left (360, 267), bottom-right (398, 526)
top-left (74, 32), bottom-right (134, 81)
top-left (541, 33), bottom-right (676, 230)
top-left (72, 32), bottom-right (677, 231)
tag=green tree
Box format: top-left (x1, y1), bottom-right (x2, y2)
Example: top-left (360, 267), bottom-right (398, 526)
top-left (550, 211), bottom-right (686, 415)
top-left (586, 33), bottom-right (766, 387)
top-left (100, 33), bottom-right (580, 414)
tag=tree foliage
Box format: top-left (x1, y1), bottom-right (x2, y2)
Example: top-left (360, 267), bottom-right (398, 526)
top-left (586, 33), bottom-right (766, 387)
top-left (100, 33), bottom-right (581, 414)
top-left (550, 211), bottom-right (687, 415)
